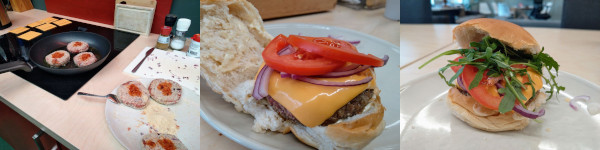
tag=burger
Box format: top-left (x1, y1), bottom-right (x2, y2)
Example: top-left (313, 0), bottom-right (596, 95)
top-left (251, 34), bottom-right (389, 149)
top-left (200, 0), bottom-right (389, 148)
top-left (419, 18), bottom-right (564, 132)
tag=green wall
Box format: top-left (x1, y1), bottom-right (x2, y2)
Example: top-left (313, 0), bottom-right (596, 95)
top-left (31, 0), bottom-right (46, 10)
top-left (31, 0), bottom-right (199, 37)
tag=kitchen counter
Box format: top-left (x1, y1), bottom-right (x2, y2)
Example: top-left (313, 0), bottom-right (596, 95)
top-left (200, 5), bottom-right (399, 150)
top-left (400, 24), bottom-right (600, 86)
top-left (0, 9), bottom-right (161, 149)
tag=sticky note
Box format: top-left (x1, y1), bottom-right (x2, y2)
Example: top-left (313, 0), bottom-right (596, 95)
top-left (9, 27), bottom-right (29, 34)
top-left (27, 21), bottom-right (44, 28)
top-left (18, 31), bottom-right (42, 41)
top-left (38, 17), bottom-right (59, 24)
top-left (52, 19), bottom-right (72, 26)
top-left (36, 23), bottom-right (57, 31)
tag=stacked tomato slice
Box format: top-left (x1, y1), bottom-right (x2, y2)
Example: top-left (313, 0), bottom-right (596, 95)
top-left (262, 34), bottom-right (385, 76)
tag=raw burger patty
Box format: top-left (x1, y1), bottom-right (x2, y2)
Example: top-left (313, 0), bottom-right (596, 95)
top-left (66, 41), bottom-right (89, 53)
top-left (117, 81), bottom-right (150, 109)
top-left (44, 50), bottom-right (70, 67)
top-left (148, 79), bottom-right (182, 105)
top-left (142, 133), bottom-right (187, 150)
top-left (73, 52), bottom-right (97, 67)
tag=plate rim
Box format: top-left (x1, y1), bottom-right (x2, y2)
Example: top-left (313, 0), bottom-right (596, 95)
top-left (200, 23), bottom-right (400, 150)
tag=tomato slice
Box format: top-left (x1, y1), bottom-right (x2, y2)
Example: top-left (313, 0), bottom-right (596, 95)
top-left (262, 34), bottom-right (345, 76)
top-left (450, 56), bottom-right (464, 72)
top-left (460, 65), bottom-right (503, 110)
top-left (287, 35), bottom-right (384, 67)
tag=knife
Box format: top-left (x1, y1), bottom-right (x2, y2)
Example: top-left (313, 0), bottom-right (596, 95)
top-left (132, 48), bottom-right (155, 73)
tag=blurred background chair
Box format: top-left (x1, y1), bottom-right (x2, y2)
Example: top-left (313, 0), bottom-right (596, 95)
top-left (561, 0), bottom-right (600, 30)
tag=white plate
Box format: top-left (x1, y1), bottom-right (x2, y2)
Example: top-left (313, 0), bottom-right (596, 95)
top-left (400, 71), bottom-right (600, 149)
top-left (200, 23), bottom-right (400, 149)
top-left (105, 78), bottom-right (200, 150)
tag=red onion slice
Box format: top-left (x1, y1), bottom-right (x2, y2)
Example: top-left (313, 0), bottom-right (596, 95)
top-left (252, 65), bottom-right (273, 100)
top-left (280, 72), bottom-right (291, 78)
top-left (457, 76), bottom-right (467, 90)
top-left (569, 95), bottom-right (591, 111)
top-left (513, 103), bottom-right (545, 119)
top-left (378, 55), bottom-right (390, 66)
top-left (316, 65), bottom-right (371, 78)
top-left (333, 63), bottom-right (361, 72)
top-left (290, 74), bottom-right (372, 86)
top-left (495, 82), bottom-right (504, 96)
top-left (327, 35), bottom-right (360, 45)
top-left (278, 45), bottom-right (295, 55)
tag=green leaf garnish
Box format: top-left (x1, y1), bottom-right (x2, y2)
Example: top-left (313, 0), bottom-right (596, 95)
top-left (420, 36), bottom-right (565, 113)
top-left (498, 88), bottom-right (516, 113)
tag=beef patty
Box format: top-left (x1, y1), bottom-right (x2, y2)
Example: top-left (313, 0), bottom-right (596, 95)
top-left (266, 89), bottom-right (374, 126)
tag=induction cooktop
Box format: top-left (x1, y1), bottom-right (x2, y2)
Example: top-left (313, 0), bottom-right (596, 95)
top-left (0, 17), bottom-right (139, 100)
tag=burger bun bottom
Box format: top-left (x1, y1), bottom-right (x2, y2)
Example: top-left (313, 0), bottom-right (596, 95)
top-left (290, 93), bottom-right (385, 149)
top-left (446, 87), bottom-right (546, 132)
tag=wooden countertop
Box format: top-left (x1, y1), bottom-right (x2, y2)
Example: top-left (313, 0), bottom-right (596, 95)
top-left (200, 5), bottom-right (399, 150)
top-left (0, 9), bottom-right (160, 149)
top-left (401, 24), bottom-right (600, 86)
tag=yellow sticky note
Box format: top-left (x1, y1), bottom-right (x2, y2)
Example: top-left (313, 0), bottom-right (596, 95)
top-left (27, 21), bottom-right (44, 28)
top-left (52, 19), bottom-right (72, 26)
top-left (38, 17), bottom-right (59, 24)
top-left (9, 27), bottom-right (29, 34)
top-left (18, 31), bottom-right (42, 41)
top-left (36, 23), bottom-right (57, 31)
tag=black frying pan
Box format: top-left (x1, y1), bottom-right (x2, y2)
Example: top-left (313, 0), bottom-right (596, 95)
top-left (0, 31), bottom-right (111, 75)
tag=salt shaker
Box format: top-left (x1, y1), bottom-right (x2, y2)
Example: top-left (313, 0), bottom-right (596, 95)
top-left (170, 18), bottom-right (191, 51)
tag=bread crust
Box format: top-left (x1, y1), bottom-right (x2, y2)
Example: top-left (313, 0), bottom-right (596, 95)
top-left (453, 18), bottom-right (540, 54)
top-left (446, 88), bottom-right (546, 132)
top-left (200, 0), bottom-right (273, 111)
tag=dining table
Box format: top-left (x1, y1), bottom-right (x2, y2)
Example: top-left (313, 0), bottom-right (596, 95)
top-left (200, 5), bottom-right (400, 150)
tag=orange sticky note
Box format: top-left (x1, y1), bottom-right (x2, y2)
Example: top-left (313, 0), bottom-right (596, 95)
top-left (38, 17), bottom-right (59, 24)
top-left (36, 23), bottom-right (57, 31)
top-left (9, 27), bottom-right (29, 34)
top-left (18, 31), bottom-right (42, 41)
top-left (27, 21), bottom-right (44, 28)
top-left (52, 19), bottom-right (72, 26)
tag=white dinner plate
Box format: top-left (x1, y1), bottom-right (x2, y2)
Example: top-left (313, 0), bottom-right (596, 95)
top-left (200, 23), bottom-right (400, 149)
top-left (105, 78), bottom-right (200, 150)
top-left (400, 71), bottom-right (600, 149)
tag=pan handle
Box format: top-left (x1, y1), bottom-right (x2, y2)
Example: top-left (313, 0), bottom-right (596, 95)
top-left (0, 61), bottom-right (33, 74)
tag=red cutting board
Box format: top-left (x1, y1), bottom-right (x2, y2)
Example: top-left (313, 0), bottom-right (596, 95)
top-left (45, 0), bottom-right (173, 34)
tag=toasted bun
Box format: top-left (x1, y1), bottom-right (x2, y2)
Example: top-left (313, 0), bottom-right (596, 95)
top-left (200, 0), bottom-right (273, 110)
top-left (453, 18), bottom-right (540, 54)
top-left (200, 0), bottom-right (291, 133)
top-left (290, 88), bottom-right (385, 149)
top-left (446, 87), bottom-right (546, 132)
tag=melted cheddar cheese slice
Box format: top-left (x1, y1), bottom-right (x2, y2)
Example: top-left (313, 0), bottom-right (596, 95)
top-left (267, 70), bottom-right (375, 127)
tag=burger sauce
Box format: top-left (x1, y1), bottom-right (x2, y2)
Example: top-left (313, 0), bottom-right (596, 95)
top-left (128, 84), bottom-right (142, 97)
top-left (157, 82), bottom-right (173, 96)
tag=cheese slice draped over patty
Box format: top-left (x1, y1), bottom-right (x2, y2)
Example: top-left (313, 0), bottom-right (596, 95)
top-left (267, 70), bottom-right (376, 127)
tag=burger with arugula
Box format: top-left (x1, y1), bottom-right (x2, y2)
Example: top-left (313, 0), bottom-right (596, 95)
top-left (419, 18), bottom-right (564, 132)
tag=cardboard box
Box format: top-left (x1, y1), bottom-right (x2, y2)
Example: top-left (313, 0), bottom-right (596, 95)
top-left (247, 0), bottom-right (337, 20)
